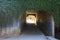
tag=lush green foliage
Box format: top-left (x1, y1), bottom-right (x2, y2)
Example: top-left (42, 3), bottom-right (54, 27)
top-left (0, 0), bottom-right (60, 27)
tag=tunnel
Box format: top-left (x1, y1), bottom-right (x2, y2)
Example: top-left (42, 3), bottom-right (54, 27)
top-left (19, 10), bottom-right (55, 37)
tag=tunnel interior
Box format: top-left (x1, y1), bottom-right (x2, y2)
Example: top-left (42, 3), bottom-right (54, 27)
top-left (20, 10), bottom-right (54, 37)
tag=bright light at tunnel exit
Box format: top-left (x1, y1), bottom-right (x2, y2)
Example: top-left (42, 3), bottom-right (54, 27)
top-left (26, 15), bottom-right (37, 25)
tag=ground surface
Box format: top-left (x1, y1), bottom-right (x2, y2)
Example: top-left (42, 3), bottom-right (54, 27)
top-left (0, 26), bottom-right (58, 40)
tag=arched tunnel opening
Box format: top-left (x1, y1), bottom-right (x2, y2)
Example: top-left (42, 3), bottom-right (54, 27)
top-left (19, 10), bottom-right (55, 37)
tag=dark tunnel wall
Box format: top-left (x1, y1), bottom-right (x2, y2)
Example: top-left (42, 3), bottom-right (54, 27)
top-left (0, 0), bottom-right (60, 27)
